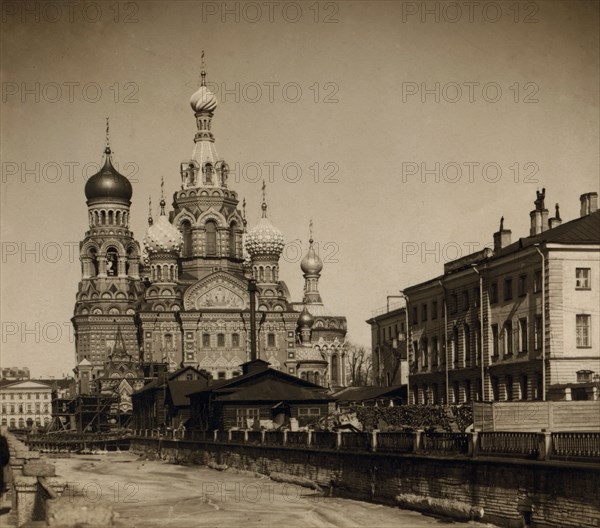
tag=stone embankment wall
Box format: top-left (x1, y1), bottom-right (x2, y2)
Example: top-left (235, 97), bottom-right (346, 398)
top-left (2, 429), bottom-right (117, 527)
top-left (131, 438), bottom-right (600, 528)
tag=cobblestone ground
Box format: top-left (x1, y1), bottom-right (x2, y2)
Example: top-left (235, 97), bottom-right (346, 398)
top-left (52, 452), bottom-right (496, 528)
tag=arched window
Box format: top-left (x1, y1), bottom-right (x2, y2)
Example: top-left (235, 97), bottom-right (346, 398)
top-left (205, 221), bottom-right (217, 256)
top-left (229, 222), bottom-right (237, 258)
top-left (181, 221), bottom-right (192, 258)
top-left (89, 248), bottom-right (99, 277)
top-left (331, 354), bottom-right (339, 384)
top-left (232, 333), bottom-right (240, 348)
top-left (164, 334), bottom-right (173, 350)
top-left (106, 247), bottom-right (118, 277)
top-left (217, 333), bottom-right (225, 347)
top-left (314, 372), bottom-right (320, 385)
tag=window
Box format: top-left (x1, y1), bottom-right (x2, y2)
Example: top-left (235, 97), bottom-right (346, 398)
top-left (205, 221), bottom-right (217, 256)
top-left (106, 247), bottom-right (119, 277)
top-left (236, 408), bottom-right (260, 428)
top-left (491, 324), bottom-right (499, 357)
top-left (202, 333), bottom-right (211, 347)
top-left (267, 333), bottom-right (276, 348)
top-left (474, 323), bottom-right (481, 365)
top-left (298, 408), bottom-right (321, 416)
top-left (464, 380), bottom-right (471, 402)
top-left (490, 282), bottom-right (498, 303)
top-left (217, 333), bottom-right (225, 347)
top-left (506, 375), bottom-right (514, 401)
top-left (411, 306), bottom-right (418, 324)
top-left (473, 287), bottom-right (480, 307)
top-left (421, 338), bottom-right (428, 368)
top-left (462, 291), bottom-right (469, 311)
top-left (412, 341), bottom-right (419, 367)
top-left (533, 270), bottom-right (542, 293)
top-left (576, 314), bottom-right (591, 347)
top-left (504, 321), bottom-right (513, 356)
top-left (504, 277), bottom-right (513, 301)
top-left (519, 318), bottom-right (528, 353)
top-left (232, 333), bottom-right (240, 348)
top-left (432, 336), bottom-right (439, 366)
top-left (421, 304), bottom-right (428, 322)
top-left (229, 223), bottom-right (237, 258)
top-left (431, 300), bottom-right (438, 320)
top-left (576, 370), bottom-right (593, 383)
top-left (217, 371), bottom-right (226, 380)
top-left (520, 375), bottom-right (528, 400)
top-left (464, 324), bottom-right (471, 363)
top-left (518, 274), bottom-right (527, 296)
top-left (534, 315), bottom-right (543, 350)
top-left (453, 381), bottom-right (460, 404)
top-left (450, 294), bottom-right (458, 314)
top-left (452, 326), bottom-right (459, 364)
top-left (576, 268), bottom-right (591, 289)
top-left (491, 377), bottom-right (499, 401)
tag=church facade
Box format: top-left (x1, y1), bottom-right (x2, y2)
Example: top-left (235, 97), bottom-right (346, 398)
top-left (71, 68), bottom-right (348, 392)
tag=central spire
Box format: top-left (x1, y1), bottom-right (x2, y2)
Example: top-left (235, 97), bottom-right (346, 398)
top-left (182, 53), bottom-right (229, 189)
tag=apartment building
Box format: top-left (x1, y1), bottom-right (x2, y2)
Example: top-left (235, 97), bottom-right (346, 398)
top-left (405, 190), bottom-right (599, 404)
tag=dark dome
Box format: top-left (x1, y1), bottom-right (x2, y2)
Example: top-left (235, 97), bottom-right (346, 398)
top-left (298, 306), bottom-right (314, 328)
top-left (85, 148), bottom-right (133, 202)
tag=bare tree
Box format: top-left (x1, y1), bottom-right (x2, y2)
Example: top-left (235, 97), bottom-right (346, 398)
top-left (346, 342), bottom-right (373, 386)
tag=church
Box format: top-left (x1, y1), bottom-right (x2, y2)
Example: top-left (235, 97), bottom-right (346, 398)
top-left (71, 66), bottom-right (348, 401)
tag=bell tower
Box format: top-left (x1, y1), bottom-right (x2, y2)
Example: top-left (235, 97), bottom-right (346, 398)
top-left (72, 119), bottom-right (144, 371)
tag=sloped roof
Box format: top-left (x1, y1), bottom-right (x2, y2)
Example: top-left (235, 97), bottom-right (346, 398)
top-left (331, 386), bottom-right (406, 402)
top-left (187, 363), bottom-right (325, 398)
top-left (213, 377), bottom-right (333, 403)
top-left (166, 379), bottom-right (210, 407)
top-left (132, 366), bottom-right (207, 395)
top-left (494, 210), bottom-right (600, 257)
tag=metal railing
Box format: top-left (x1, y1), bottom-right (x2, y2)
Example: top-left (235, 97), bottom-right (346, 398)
top-left (552, 432), bottom-right (600, 459)
top-left (36, 429), bottom-right (600, 461)
top-left (479, 432), bottom-right (539, 457)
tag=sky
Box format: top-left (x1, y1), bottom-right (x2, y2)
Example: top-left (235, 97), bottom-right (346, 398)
top-left (1, 0), bottom-right (599, 378)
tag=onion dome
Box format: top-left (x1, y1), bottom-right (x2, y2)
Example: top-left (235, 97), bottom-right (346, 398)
top-left (190, 66), bottom-right (217, 114)
top-left (143, 195), bottom-right (183, 254)
top-left (298, 306), bottom-right (314, 328)
top-left (301, 238), bottom-right (323, 275)
top-left (245, 192), bottom-right (284, 258)
top-left (85, 147), bottom-right (132, 203)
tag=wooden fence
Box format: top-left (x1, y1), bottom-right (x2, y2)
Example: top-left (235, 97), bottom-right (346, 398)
top-left (473, 401), bottom-right (600, 432)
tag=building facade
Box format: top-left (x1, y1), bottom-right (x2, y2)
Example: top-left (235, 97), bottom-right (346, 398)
top-left (404, 190), bottom-right (599, 404)
top-left (71, 68), bottom-right (348, 391)
top-left (366, 305), bottom-right (409, 387)
top-left (0, 380), bottom-right (53, 428)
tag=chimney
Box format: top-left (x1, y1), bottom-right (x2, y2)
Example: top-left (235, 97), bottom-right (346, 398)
top-left (580, 192), bottom-right (599, 217)
top-left (548, 203), bottom-right (562, 229)
top-left (530, 188), bottom-right (548, 236)
top-left (241, 358), bottom-right (270, 375)
top-left (493, 216), bottom-right (512, 251)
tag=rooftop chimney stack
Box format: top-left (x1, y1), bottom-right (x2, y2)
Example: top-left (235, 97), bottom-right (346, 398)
top-left (580, 192), bottom-right (599, 217)
top-left (493, 216), bottom-right (512, 251)
top-left (549, 203), bottom-right (562, 229)
top-left (530, 188), bottom-right (548, 236)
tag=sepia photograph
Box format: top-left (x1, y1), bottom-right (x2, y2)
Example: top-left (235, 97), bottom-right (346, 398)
top-left (1, 1), bottom-right (599, 526)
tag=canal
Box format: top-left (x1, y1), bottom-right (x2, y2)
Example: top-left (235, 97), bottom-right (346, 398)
top-left (52, 452), bottom-right (497, 527)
